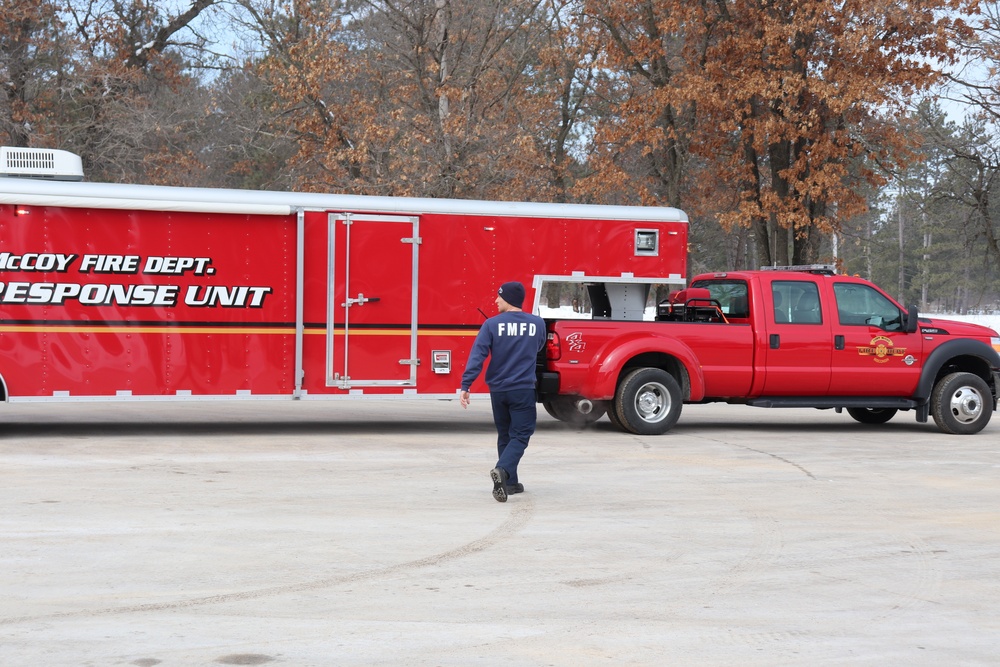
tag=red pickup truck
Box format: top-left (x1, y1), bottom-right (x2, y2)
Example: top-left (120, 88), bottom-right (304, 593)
top-left (538, 266), bottom-right (1000, 435)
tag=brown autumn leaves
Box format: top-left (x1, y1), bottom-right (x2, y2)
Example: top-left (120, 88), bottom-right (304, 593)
top-left (0, 0), bottom-right (989, 268)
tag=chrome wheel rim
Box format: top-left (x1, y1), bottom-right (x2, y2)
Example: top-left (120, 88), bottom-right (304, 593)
top-left (634, 381), bottom-right (671, 424)
top-left (950, 386), bottom-right (984, 424)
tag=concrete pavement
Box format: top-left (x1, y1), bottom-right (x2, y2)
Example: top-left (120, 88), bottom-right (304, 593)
top-left (1, 398), bottom-right (999, 665)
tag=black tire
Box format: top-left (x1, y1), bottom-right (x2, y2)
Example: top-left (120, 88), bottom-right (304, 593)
top-left (614, 367), bottom-right (683, 435)
top-left (847, 407), bottom-right (897, 425)
top-left (931, 372), bottom-right (993, 435)
top-left (542, 396), bottom-right (607, 426)
top-left (606, 401), bottom-right (625, 430)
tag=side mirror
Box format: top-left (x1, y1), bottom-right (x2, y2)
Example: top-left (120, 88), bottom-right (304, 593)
top-left (904, 305), bottom-right (919, 334)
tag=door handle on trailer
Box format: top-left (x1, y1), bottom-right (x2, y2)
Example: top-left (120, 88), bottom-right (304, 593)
top-left (342, 294), bottom-right (381, 307)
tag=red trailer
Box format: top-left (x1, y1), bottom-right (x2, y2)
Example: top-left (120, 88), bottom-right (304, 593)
top-left (0, 148), bottom-right (687, 405)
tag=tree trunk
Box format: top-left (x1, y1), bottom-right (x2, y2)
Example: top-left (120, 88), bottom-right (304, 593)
top-left (793, 198), bottom-right (824, 264)
top-left (768, 139), bottom-right (792, 266)
top-left (898, 197), bottom-right (906, 303)
top-left (545, 283), bottom-right (562, 310)
top-left (741, 137), bottom-right (771, 267)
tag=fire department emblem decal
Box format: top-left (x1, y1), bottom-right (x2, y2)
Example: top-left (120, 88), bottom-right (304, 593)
top-left (857, 336), bottom-right (907, 364)
top-left (565, 332), bottom-right (586, 353)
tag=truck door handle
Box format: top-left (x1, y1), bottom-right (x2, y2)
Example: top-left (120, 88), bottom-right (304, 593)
top-left (835, 335), bottom-right (845, 350)
top-left (770, 334), bottom-right (780, 349)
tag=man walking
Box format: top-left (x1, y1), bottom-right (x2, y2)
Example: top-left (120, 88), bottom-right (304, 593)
top-left (460, 281), bottom-right (546, 502)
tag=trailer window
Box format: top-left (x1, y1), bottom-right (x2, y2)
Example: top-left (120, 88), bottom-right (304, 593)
top-left (634, 229), bottom-right (659, 256)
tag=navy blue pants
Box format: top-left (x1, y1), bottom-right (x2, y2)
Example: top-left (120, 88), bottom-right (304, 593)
top-left (490, 388), bottom-right (537, 485)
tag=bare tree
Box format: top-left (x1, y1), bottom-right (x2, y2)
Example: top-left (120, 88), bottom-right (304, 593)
top-left (54, 1), bottom-right (220, 182)
top-left (222, 0), bottom-right (597, 200)
top-left (0, 0), bottom-right (73, 146)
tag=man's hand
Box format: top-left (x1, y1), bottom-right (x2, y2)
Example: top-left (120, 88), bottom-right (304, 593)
top-left (459, 390), bottom-right (471, 409)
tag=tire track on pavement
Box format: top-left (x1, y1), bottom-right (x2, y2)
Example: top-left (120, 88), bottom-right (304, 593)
top-left (0, 497), bottom-right (535, 626)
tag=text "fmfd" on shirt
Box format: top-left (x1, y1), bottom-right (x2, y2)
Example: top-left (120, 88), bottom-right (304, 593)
top-left (497, 322), bottom-right (538, 336)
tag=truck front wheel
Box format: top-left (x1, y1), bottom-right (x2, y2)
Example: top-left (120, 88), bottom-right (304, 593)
top-left (931, 372), bottom-right (993, 435)
top-left (614, 368), bottom-right (682, 435)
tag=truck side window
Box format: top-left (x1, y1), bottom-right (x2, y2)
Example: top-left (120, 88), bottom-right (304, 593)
top-left (833, 283), bottom-right (904, 331)
top-left (690, 279), bottom-right (749, 318)
top-left (772, 281), bottom-right (822, 324)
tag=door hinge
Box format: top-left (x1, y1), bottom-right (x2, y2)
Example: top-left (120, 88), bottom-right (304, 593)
top-left (399, 358), bottom-right (421, 366)
top-left (401, 237), bottom-right (422, 244)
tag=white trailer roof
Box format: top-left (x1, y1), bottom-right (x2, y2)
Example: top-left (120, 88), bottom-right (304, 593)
top-left (0, 178), bottom-right (688, 222)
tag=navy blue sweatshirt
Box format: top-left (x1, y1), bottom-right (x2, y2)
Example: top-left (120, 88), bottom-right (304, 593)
top-left (461, 310), bottom-right (546, 392)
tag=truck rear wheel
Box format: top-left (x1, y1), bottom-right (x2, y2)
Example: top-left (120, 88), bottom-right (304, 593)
top-left (931, 372), bottom-right (993, 435)
top-left (614, 368), bottom-right (682, 435)
top-left (606, 402), bottom-right (624, 430)
top-left (542, 396), bottom-right (606, 426)
top-left (847, 407), bottom-right (897, 425)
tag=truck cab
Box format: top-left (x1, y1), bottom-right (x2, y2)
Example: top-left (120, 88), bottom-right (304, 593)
top-left (691, 266), bottom-right (925, 398)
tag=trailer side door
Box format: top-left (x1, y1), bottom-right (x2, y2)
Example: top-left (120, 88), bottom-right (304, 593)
top-left (327, 213), bottom-right (420, 388)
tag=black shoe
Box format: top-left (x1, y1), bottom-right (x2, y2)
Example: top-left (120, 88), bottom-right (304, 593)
top-left (506, 483), bottom-right (524, 494)
top-left (490, 467), bottom-right (509, 502)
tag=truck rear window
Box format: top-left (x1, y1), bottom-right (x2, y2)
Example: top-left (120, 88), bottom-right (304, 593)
top-left (689, 280), bottom-right (749, 317)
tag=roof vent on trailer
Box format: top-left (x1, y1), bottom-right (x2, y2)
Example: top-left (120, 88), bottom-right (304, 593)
top-left (0, 146), bottom-right (84, 181)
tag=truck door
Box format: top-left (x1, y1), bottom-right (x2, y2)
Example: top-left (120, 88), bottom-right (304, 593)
top-left (827, 281), bottom-right (923, 395)
top-left (761, 279), bottom-right (832, 395)
top-left (327, 213), bottom-right (420, 388)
